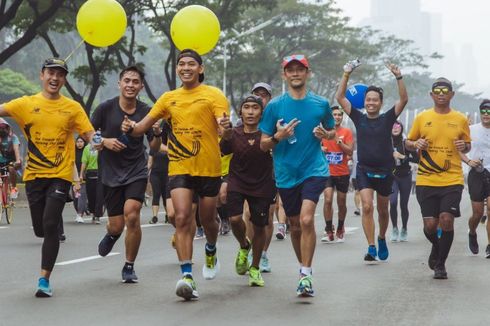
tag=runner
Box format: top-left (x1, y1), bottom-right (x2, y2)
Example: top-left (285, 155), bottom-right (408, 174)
top-left (221, 94), bottom-right (276, 287)
top-left (0, 118), bottom-right (22, 198)
top-left (121, 49), bottom-right (229, 300)
top-left (259, 54), bottom-right (335, 297)
top-left (320, 106), bottom-right (354, 243)
top-left (148, 133), bottom-right (169, 224)
top-left (459, 99), bottom-right (490, 258)
top-left (73, 136), bottom-right (87, 223)
top-left (79, 138), bottom-right (103, 224)
top-left (93, 65), bottom-right (161, 283)
top-left (336, 61), bottom-right (408, 263)
top-left (0, 58), bottom-right (94, 297)
top-left (406, 77), bottom-right (471, 279)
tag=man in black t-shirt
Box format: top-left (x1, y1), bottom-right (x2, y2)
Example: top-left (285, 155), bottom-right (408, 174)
top-left (220, 95), bottom-right (276, 287)
top-left (92, 66), bottom-right (161, 283)
top-left (336, 61), bottom-right (408, 263)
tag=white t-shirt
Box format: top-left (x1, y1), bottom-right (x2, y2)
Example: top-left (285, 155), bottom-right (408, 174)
top-left (468, 123), bottom-right (490, 170)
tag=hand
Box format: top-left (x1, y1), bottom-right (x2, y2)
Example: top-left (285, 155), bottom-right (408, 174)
top-left (415, 138), bottom-right (429, 151)
top-left (121, 115), bottom-right (136, 133)
top-left (467, 159), bottom-right (482, 168)
top-left (14, 160), bottom-right (22, 170)
top-left (343, 59), bottom-right (360, 74)
top-left (393, 151), bottom-right (406, 160)
top-left (103, 138), bottom-right (127, 152)
top-left (313, 124), bottom-right (335, 140)
top-left (275, 118), bottom-right (301, 141)
top-left (385, 62), bottom-right (402, 78)
top-left (73, 181), bottom-right (81, 192)
top-left (152, 120), bottom-right (162, 136)
top-left (218, 112), bottom-right (232, 130)
top-left (453, 139), bottom-right (467, 152)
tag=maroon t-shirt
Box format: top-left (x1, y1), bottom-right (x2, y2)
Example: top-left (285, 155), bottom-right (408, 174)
top-left (220, 125), bottom-right (276, 198)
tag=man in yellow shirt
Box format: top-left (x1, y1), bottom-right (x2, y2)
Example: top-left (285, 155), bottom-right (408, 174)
top-left (121, 49), bottom-right (230, 300)
top-left (0, 58), bottom-right (95, 297)
top-left (406, 78), bottom-right (471, 279)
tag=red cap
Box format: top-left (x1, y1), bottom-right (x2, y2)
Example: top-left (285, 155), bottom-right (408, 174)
top-left (282, 54), bottom-right (309, 69)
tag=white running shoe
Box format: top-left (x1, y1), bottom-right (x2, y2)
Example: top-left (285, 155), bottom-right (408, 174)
top-left (202, 254), bottom-right (220, 280)
top-left (75, 215), bottom-right (84, 224)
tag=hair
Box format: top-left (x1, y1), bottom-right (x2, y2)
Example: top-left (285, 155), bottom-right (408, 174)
top-left (392, 120), bottom-right (404, 145)
top-left (365, 85), bottom-right (384, 102)
top-left (119, 65), bottom-right (145, 81)
top-left (331, 105), bottom-right (343, 114)
top-left (239, 95), bottom-right (264, 116)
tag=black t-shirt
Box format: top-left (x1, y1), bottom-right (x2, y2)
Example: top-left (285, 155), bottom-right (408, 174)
top-left (91, 97), bottom-right (153, 187)
top-left (393, 137), bottom-right (419, 177)
top-left (75, 146), bottom-right (84, 173)
top-left (150, 150), bottom-right (169, 175)
top-left (349, 106), bottom-right (398, 172)
top-left (220, 125), bottom-right (276, 198)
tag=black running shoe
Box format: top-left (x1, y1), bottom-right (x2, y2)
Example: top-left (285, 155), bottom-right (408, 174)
top-left (428, 244), bottom-right (439, 270)
top-left (469, 232), bottom-right (479, 255)
top-left (486, 245), bottom-right (490, 259)
top-left (481, 215), bottom-right (487, 224)
top-left (122, 264), bottom-right (138, 283)
top-left (433, 265), bottom-right (448, 279)
top-left (59, 234), bottom-right (66, 243)
top-left (149, 216), bottom-right (158, 224)
top-left (98, 233), bottom-right (119, 257)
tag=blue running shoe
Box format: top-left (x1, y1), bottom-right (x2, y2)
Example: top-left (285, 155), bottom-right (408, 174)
top-left (122, 264), bottom-right (138, 283)
top-left (378, 237), bottom-right (389, 261)
top-left (35, 277), bottom-right (52, 298)
top-left (296, 275), bottom-right (314, 297)
top-left (364, 245), bottom-right (378, 263)
top-left (98, 233), bottom-right (119, 257)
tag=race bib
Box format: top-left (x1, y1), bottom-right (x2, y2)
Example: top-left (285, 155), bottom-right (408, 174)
top-left (326, 152), bottom-right (343, 165)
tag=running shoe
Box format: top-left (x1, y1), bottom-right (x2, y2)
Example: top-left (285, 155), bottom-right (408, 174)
top-left (220, 219), bottom-right (230, 235)
top-left (364, 245), bottom-right (377, 263)
top-left (428, 244), bottom-right (439, 270)
top-left (259, 252), bottom-right (271, 273)
top-left (94, 217), bottom-right (101, 225)
top-left (175, 274), bottom-right (199, 300)
top-left (399, 228), bottom-right (408, 242)
top-left (276, 224), bottom-right (286, 240)
top-left (433, 264), bottom-right (448, 279)
top-left (149, 216), bottom-right (158, 224)
top-left (59, 234), bottom-right (66, 243)
top-left (249, 266), bottom-right (265, 287)
top-left (121, 264), bottom-right (138, 283)
top-left (202, 251), bottom-right (220, 280)
top-left (354, 209), bottom-right (360, 216)
top-left (336, 226), bottom-right (345, 243)
top-left (390, 227), bottom-right (399, 242)
top-left (75, 215), bottom-right (84, 224)
top-left (469, 232), bottom-right (479, 255)
top-left (35, 277), bottom-right (52, 298)
top-left (98, 233), bottom-right (119, 257)
top-left (10, 187), bottom-right (18, 199)
top-left (485, 245), bottom-right (490, 259)
top-left (235, 247), bottom-right (250, 275)
top-left (194, 227), bottom-right (205, 240)
top-left (378, 237), bottom-right (389, 261)
top-left (321, 228), bottom-right (335, 243)
top-left (296, 275), bottom-right (314, 297)
top-left (481, 215), bottom-right (487, 224)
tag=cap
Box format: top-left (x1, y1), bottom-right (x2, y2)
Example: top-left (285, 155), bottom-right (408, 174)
top-left (480, 99), bottom-right (490, 110)
top-left (0, 117), bottom-right (10, 128)
top-left (240, 94), bottom-right (264, 110)
top-left (177, 49), bottom-right (204, 82)
top-left (432, 77), bottom-right (453, 91)
top-left (251, 82), bottom-right (272, 96)
top-left (42, 58), bottom-right (68, 73)
top-left (281, 54), bottom-right (309, 69)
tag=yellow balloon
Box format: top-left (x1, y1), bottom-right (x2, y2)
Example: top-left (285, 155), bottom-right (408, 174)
top-left (76, 0), bottom-right (127, 47)
top-left (171, 5), bottom-right (221, 55)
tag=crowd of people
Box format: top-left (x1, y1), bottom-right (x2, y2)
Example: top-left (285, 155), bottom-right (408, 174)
top-left (0, 50), bottom-right (489, 301)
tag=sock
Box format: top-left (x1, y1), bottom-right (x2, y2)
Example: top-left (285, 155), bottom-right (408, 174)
top-left (300, 266), bottom-right (312, 276)
top-left (337, 219), bottom-right (345, 230)
top-left (262, 251), bottom-right (267, 258)
top-left (325, 220), bottom-right (333, 232)
top-left (205, 243), bottom-right (216, 256)
top-left (217, 206), bottom-right (228, 221)
top-left (241, 240), bottom-right (250, 250)
top-left (180, 260), bottom-right (193, 275)
top-left (423, 229), bottom-right (439, 246)
top-left (438, 230), bottom-right (454, 266)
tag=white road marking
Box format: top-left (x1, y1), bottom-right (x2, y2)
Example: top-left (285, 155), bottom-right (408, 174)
top-left (0, 226), bottom-right (9, 229)
top-left (345, 227), bottom-right (358, 234)
top-left (55, 252), bottom-right (120, 266)
top-left (141, 223), bottom-right (166, 228)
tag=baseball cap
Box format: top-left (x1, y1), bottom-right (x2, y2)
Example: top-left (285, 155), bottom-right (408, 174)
top-left (432, 77), bottom-right (453, 91)
top-left (177, 49), bottom-right (204, 82)
top-left (42, 58), bottom-right (68, 73)
top-left (240, 94), bottom-right (264, 110)
top-left (251, 82), bottom-right (272, 96)
top-left (281, 54), bottom-right (309, 69)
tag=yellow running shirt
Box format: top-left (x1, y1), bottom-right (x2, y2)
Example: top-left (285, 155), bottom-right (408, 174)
top-left (407, 108), bottom-right (471, 186)
top-left (3, 93), bottom-right (94, 182)
top-left (149, 84), bottom-right (229, 177)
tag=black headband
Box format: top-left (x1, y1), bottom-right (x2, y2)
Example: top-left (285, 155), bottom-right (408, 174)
top-left (432, 81), bottom-right (452, 91)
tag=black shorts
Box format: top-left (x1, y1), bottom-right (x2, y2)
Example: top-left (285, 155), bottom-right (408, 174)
top-left (468, 169), bottom-right (490, 202)
top-left (165, 182), bottom-right (198, 203)
top-left (103, 179), bottom-right (147, 217)
top-left (351, 178), bottom-right (359, 190)
top-left (326, 175), bottom-right (350, 193)
top-left (227, 191), bottom-right (273, 227)
top-left (416, 185), bottom-right (464, 218)
top-left (168, 174), bottom-right (221, 198)
top-left (278, 176), bottom-right (328, 217)
top-left (356, 165), bottom-right (393, 197)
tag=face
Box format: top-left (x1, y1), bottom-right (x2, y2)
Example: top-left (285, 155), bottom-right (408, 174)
top-left (118, 70), bottom-right (144, 99)
top-left (430, 87), bottom-right (454, 106)
top-left (480, 106), bottom-right (490, 126)
top-left (283, 61), bottom-right (309, 90)
top-left (332, 109), bottom-right (343, 126)
top-left (40, 68), bottom-right (66, 96)
top-left (364, 91), bottom-right (382, 114)
top-left (177, 57), bottom-right (203, 85)
top-left (76, 138), bottom-right (85, 149)
top-left (252, 88), bottom-right (271, 107)
top-left (392, 123), bottom-right (402, 136)
top-left (240, 102), bottom-right (262, 126)
top-left (0, 125), bottom-right (8, 137)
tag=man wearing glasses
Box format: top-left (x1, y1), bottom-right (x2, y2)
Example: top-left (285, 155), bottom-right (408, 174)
top-left (406, 78), bottom-right (471, 279)
top-left (459, 99), bottom-right (490, 258)
top-left (259, 54), bottom-right (335, 297)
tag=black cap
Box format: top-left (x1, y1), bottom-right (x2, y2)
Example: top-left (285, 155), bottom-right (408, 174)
top-left (42, 58), bottom-right (68, 73)
top-left (177, 49), bottom-right (204, 82)
top-left (432, 77), bottom-right (453, 91)
top-left (480, 99), bottom-right (490, 110)
top-left (240, 94), bottom-right (264, 110)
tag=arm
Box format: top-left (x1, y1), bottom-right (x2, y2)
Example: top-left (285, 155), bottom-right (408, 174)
top-left (147, 155), bottom-right (153, 172)
top-left (387, 63), bottom-right (408, 116)
top-left (148, 120), bottom-right (162, 152)
top-left (338, 139), bottom-right (353, 156)
top-left (72, 162), bottom-right (81, 192)
top-left (259, 119), bottom-right (301, 152)
top-left (13, 143), bottom-right (21, 165)
top-left (454, 140), bottom-right (471, 154)
top-left (0, 104), bottom-right (10, 117)
top-left (122, 114), bottom-right (159, 137)
top-left (80, 162), bottom-right (87, 183)
top-left (335, 61), bottom-right (360, 116)
top-left (80, 130), bottom-right (95, 144)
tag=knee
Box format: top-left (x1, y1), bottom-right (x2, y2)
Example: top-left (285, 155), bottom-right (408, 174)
top-left (324, 198), bottom-right (333, 208)
top-left (124, 214), bottom-right (140, 229)
top-left (289, 218), bottom-right (301, 233)
top-left (300, 215), bottom-right (314, 229)
top-left (362, 203), bottom-right (374, 215)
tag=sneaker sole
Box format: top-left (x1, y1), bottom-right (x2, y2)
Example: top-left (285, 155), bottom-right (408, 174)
top-left (433, 273), bottom-right (448, 280)
top-left (122, 278), bottom-right (138, 284)
top-left (202, 259), bottom-right (220, 280)
top-left (336, 238), bottom-right (345, 243)
top-left (249, 281), bottom-right (265, 287)
top-left (275, 233), bottom-right (285, 240)
top-left (297, 291), bottom-right (315, 297)
top-left (175, 280), bottom-right (199, 300)
top-left (35, 289), bottom-right (52, 298)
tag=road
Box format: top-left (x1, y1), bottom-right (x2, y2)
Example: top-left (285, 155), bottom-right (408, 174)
top-left (0, 192), bottom-right (489, 326)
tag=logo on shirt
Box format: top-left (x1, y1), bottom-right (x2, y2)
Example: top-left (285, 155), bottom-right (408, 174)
top-left (248, 139), bottom-right (255, 146)
top-left (424, 121), bottom-right (432, 127)
top-left (447, 122), bottom-right (457, 128)
top-left (31, 107), bottom-right (41, 114)
top-left (417, 150), bottom-right (450, 176)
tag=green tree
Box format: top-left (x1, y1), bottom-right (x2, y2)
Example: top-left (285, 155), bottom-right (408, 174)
top-left (0, 68), bottom-right (39, 102)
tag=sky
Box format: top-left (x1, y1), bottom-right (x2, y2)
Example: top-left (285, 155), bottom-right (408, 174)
top-left (334, 0), bottom-right (490, 97)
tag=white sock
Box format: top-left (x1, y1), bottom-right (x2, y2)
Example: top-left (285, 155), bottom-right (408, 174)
top-left (300, 266), bottom-right (312, 276)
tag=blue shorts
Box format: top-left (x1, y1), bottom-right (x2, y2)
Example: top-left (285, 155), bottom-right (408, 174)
top-left (278, 176), bottom-right (328, 217)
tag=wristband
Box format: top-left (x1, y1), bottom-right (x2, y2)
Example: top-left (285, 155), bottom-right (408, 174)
top-left (396, 75), bottom-right (403, 80)
top-left (343, 72), bottom-right (350, 78)
top-left (271, 135), bottom-right (279, 144)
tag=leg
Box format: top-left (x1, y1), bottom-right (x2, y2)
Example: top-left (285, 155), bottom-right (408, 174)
top-left (376, 193), bottom-right (390, 239)
top-left (263, 204), bottom-right (275, 251)
top-left (469, 201), bottom-right (484, 234)
top-left (299, 200), bottom-right (317, 267)
top-left (399, 174), bottom-right (412, 230)
top-left (172, 188), bottom-right (195, 262)
top-left (123, 199), bottom-right (143, 263)
top-left (289, 215), bottom-right (302, 263)
top-left (389, 179), bottom-right (400, 228)
top-left (322, 187), bottom-right (334, 229)
top-left (199, 196), bottom-right (219, 245)
top-left (360, 189), bottom-right (375, 245)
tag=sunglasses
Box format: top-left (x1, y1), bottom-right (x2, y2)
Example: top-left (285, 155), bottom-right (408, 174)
top-left (480, 109), bottom-right (490, 115)
top-left (432, 87), bottom-right (450, 95)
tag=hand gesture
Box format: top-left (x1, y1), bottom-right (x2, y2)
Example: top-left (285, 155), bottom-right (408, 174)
top-left (275, 118), bottom-right (300, 141)
top-left (415, 138), bottom-right (429, 151)
top-left (385, 62), bottom-right (402, 78)
top-left (453, 139), bottom-right (467, 152)
top-left (103, 138), bottom-right (127, 152)
top-left (152, 119), bottom-right (162, 136)
top-left (121, 115), bottom-right (135, 133)
top-left (343, 59), bottom-right (361, 74)
top-left (218, 112), bottom-right (232, 130)
top-left (313, 123), bottom-right (335, 140)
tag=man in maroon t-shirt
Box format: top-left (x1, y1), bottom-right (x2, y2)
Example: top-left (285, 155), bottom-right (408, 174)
top-left (220, 95), bottom-right (276, 287)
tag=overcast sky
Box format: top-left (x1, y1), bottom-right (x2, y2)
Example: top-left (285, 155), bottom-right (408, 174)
top-left (335, 0), bottom-right (490, 97)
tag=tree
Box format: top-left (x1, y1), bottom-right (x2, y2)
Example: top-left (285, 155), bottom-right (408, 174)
top-left (0, 68), bottom-right (39, 102)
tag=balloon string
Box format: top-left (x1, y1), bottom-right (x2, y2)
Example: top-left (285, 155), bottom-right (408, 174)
top-left (65, 39), bottom-right (85, 62)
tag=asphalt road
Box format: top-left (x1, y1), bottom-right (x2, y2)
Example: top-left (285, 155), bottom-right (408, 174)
top-left (0, 192), bottom-right (489, 326)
